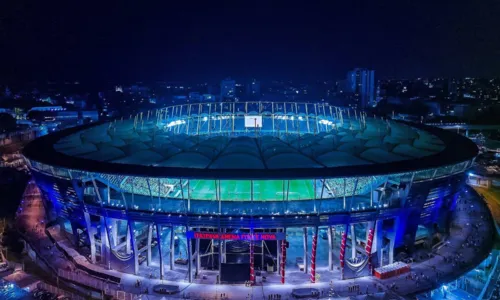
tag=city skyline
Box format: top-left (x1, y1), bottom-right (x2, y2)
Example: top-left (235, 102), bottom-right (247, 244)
top-left (2, 1), bottom-right (500, 83)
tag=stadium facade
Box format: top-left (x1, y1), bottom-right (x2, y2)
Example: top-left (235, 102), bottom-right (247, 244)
top-left (23, 102), bottom-right (478, 284)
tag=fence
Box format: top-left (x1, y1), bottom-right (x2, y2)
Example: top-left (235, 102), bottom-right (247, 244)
top-left (37, 281), bottom-right (86, 300)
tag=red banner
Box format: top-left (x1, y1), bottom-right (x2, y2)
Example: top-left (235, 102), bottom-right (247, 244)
top-left (187, 231), bottom-right (284, 241)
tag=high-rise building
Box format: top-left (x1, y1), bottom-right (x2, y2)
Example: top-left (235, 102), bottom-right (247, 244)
top-left (220, 78), bottom-right (236, 101)
top-left (346, 68), bottom-right (375, 108)
top-left (246, 79), bottom-right (261, 99)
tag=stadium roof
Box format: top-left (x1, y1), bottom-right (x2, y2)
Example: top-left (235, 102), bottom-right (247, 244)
top-left (52, 118), bottom-right (445, 170)
top-left (24, 117), bottom-right (478, 179)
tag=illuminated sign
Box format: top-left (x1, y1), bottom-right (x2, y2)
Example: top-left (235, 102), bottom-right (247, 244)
top-left (186, 231), bottom-right (285, 241)
top-left (244, 115), bottom-right (262, 128)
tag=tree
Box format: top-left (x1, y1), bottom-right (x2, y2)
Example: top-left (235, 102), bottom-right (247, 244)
top-left (0, 113), bottom-right (16, 133)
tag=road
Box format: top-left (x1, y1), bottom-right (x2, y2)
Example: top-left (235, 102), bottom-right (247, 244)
top-left (473, 186), bottom-right (500, 231)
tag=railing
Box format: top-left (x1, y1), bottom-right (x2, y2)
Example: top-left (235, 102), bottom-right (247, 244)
top-left (479, 253), bottom-right (500, 299)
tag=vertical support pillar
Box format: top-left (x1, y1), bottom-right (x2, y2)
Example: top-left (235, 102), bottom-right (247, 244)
top-left (365, 223), bottom-right (375, 274)
top-left (187, 228), bottom-right (192, 283)
top-left (343, 178), bottom-right (347, 209)
top-left (218, 234), bottom-right (222, 283)
top-left (126, 227), bottom-right (132, 254)
top-left (389, 223), bottom-right (397, 265)
top-left (155, 223), bottom-right (164, 280)
top-left (276, 230), bottom-right (281, 274)
top-left (222, 228), bottom-right (226, 263)
top-left (195, 228), bottom-right (200, 276)
top-left (350, 224), bottom-right (356, 259)
top-left (110, 219), bottom-right (117, 248)
top-left (280, 237), bottom-right (287, 284)
top-left (170, 226), bottom-right (175, 270)
top-left (389, 237), bottom-right (395, 265)
top-left (340, 224), bottom-right (349, 280)
top-left (303, 227), bottom-right (308, 274)
top-left (83, 212), bottom-right (96, 264)
top-left (327, 226), bottom-right (333, 271)
top-left (375, 220), bottom-right (384, 267)
top-left (310, 226), bottom-right (318, 283)
top-left (261, 240), bottom-right (265, 270)
top-left (250, 238), bottom-right (255, 285)
top-left (100, 216), bottom-right (110, 268)
top-left (128, 221), bottom-right (139, 275)
top-left (147, 224), bottom-right (153, 266)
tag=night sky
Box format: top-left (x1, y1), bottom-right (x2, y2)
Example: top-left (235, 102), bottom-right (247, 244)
top-left (1, 1), bottom-right (500, 83)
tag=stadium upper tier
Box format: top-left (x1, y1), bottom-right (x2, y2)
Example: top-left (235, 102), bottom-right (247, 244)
top-left (24, 102), bottom-right (478, 179)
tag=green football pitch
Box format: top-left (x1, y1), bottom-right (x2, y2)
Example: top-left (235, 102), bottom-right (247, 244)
top-left (189, 179), bottom-right (315, 201)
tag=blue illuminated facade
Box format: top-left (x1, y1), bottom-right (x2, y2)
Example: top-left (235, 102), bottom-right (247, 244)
top-left (24, 102), bottom-right (478, 283)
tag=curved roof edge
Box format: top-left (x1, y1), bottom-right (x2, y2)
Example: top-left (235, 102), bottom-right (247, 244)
top-left (23, 120), bottom-right (478, 180)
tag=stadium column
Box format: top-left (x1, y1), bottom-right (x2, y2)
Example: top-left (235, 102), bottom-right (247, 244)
top-left (250, 236), bottom-right (255, 285)
top-left (339, 224), bottom-right (349, 280)
top-left (261, 235), bottom-right (265, 270)
top-left (170, 226), bottom-right (175, 270)
top-left (126, 227), bottom-right (132, 254)
top-left (375, 220), bottom-right (384, 267)
top-left (196, 228), bottom-right (200, 276)
top-left (83, 212), bottom-right (96, 264)
top-left (389, 218), bottom-right (398, 265)
top-left (218, 232), bottom-right (222, 283)
top-left (155, 223), bottom-right (164, 280)
top-left (327, 226), bottom-right (334, 271)
top-left (187, 226), bottom-right (192, 283)
top-left (222, 228), bottom-right (226, 263)
top-left (350, 224), bottom-right (356, 260)
top-left (303, 227), bottom-right (308, 274)
top-left (276, 229), bottom-right (281, 274)
top-left (111, 219), bottom-right (118, 249)
top-left (100, 216), bottom-right (111, 269)
top-left (343, 178), bottom-right (347, 209)
top-left (310, 226), bottom-right (318, 283)
top-left (128, 220), bottom-right (139, 275)
top-left (280, 228), bottom-right (287, 284)
top-left (147, 224), bottom-right (153, 266)
top-left (365, 222), bottom-right (375, 274)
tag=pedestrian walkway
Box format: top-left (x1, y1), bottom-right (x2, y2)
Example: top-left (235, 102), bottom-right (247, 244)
top-left (15, 183), bottom-right (494, 299)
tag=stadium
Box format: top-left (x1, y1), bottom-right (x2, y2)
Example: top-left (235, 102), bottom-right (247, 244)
top-left (23, 101), bottom-right (482, 290)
